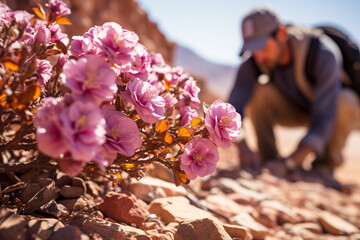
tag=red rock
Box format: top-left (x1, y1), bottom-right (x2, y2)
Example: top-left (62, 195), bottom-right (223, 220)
top-left (28, 218), bottom-right (65, 240)
top-left (98, 191), bottom-right (149, 227)
top-left (69, 213), bottom-right (145, 239)
top-left (231, 212), bottom-right (268, 240)
top-left (60, 185), bottom-right (85, 199)
top-left (205, 194), bottom-right (257, 219)
top-left (22, 178), bottom-right (56, 214)
top-left (222, 223), bottom-right (253, 240)
top-left (0, 209), bottom-right (27, 240)
top-left (128, 176), bottom-right (187, 202)
top-left (253, 208), bottom-right (278, 228)
top-left (174, 217), bottom-right (232, 240)
top-left (148, 196), bottom-right (213, 224)
top-left (318, 211), bottom-right (359, 235)
top-left (50, 226), bottom-right (89, 240)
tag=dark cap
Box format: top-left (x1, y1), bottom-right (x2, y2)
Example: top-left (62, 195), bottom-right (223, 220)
top-left (240, 7), bottom-right (280, 56)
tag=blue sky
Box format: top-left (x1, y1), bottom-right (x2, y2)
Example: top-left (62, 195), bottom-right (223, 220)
top-left (137, 0), bottom-right (360, 66)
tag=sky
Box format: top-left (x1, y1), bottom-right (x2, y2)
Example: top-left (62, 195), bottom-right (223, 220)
top-left (137, 0), bottom-right (360, 66)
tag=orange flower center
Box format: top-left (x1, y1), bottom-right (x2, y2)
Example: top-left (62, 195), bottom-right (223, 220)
top-left (77, 115), bottom-right (87, 128)
top-left (220, 116), bottom-right (232, 127)
top-left (193, 153), bottom-right (204, 165)
top-left (109, 125), bottom-right (121, 139)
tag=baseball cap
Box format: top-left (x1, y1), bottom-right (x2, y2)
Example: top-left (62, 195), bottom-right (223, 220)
top-left (240, 7), bottom-right (280, 56)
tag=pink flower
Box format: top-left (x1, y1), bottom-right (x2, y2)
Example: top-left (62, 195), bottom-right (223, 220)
top-left (127, 43), bottom-right (151, 81)
top-left (101, 105), bottom-right (142, 161)
top-left (48, 0), bottom-right (71, 16)
top-left (163, 93), bottom-right (178, 113)
top-left (59, 100), bottom-right (106, 161)
top-left (54, 53), bottom-right (68, 72)
top-left (36, 59), bottom-right (52, 85)
top-left (179, 77), bottom-right (200, 109)
top-left (62, 55), bottom-right (117, 105)
top-left (92, 22), bottom-right (138, 67)
top-left (180, 106), bottom-right (198, 126)
top-left (34, 98), bottom-right (107, 176)
top-left (33, 25), bottom-right (51, 46)
top-left (180, 137), bottom-right (219, 180)
top-left (59, 155), bottom-right (86, 177)
top-left (69, 26), bottom-right (102, 57)
top-left (34, 97), bottom-right (67, 158)
top-left (0, 5), bottom-right (12, 27)
top-left (13, 10), bottom-right (33, 25)
top-left (150, 53), bottom-right (166, 66)
top-left (205, 100), bottom-right (242, 149)
top-left (165, 67), bottom-right (189, 87)
top-left (122, 78), bottom-right (165, 123)
top-left (49, 23), bottom-right (69, 46)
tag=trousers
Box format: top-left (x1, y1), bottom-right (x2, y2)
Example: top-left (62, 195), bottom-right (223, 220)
top-left (246, 83), bottom-right (360, 168)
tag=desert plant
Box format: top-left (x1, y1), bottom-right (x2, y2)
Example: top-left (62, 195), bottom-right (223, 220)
top-left (0, 0), bottom-right (242, 186)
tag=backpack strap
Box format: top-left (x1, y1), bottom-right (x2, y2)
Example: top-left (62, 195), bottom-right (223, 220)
top-left (305, 37), bottom-right (320, 87)
top-left (288, 26), bottom-right (321, 101)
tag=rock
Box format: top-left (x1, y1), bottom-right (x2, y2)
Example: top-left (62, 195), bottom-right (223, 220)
top-left (69, 214), bottom-right (146, 239)
top-left (55, 171), bottom-right (72, 188)
top-left (222, 223), bottom-right (253, 240)
top-left (260, 200), bottom-right (300, 224)
top-left (23, 178), bottom-right (56, 214)
top-left (292, 207), bottom-right (319, 223)
top-left (252, 208), bottom-right (278, 228)
top-left (146, 163), bottom-right (174, 182)
top-left (231, 212), bottom-right (268, 240)
top-left (148, 196), bottom-right (213, 225)
top-left (28, 218), bottom-right (65, 240)
top-left (238, 178), bottom-right (265, 192)
top-left (144, 230), bottom-right (174, 240)
top-left (174, 217), bottom-right (232, 240)
top-left (227, 192), bottom-right (256, 206)
top-left (318, 211), bottom-right (359, 235)
top-left (204, 194), bottom-right (257, 219)
top-left (218, 178), bottom-right (267, 202)
top-left (58, 197), bottom-right (89, 212)
top-left (50, 226), bottom-right (89, 240)
top-left (287, 222), bottom-right (323, 234)
top-left (133, 235), bottom-right (151, 240)
top-left (72, 177), bottom-right (87, 193)
top-left (350, 233), bottom-right (360, 240)
top-left (0, 209), bottom-right (28, 240)
top-left (19, 182), bottom-right (41, 204)
top-left (39, 200), bottom-right (69, 218)
top-left (85, 180), bottom-right (102, 196)
top-left (60, 185), bottom-right (85, 198)
top-left (98, 191), bottom-right (149, 227)
top-left (163, 222), bottom-right (179, 234)
top-left (284, 223), bottom-right (322, 240)
top-left (128, 176), bottom-right (187, 202)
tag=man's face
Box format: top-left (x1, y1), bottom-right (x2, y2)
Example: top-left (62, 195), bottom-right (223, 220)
top-left (252, 36), bottom-right (284, 69)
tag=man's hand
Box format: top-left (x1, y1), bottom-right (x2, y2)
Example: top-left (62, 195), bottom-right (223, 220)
top-left (285, 144), bottom-right (314, 171)
top-left (237, 140), bottom-right (261, 170)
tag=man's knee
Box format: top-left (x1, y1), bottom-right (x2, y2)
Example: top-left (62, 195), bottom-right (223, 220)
top-left (337, 88), bottom-right (360, 128)
top-left (247, 83), bottom-right (281, 112)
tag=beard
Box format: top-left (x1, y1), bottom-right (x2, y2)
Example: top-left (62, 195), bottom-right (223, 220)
top-left (263, 39), bottom-right (285, 70)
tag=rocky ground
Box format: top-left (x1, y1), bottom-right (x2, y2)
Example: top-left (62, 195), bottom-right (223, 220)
top-left (1, 123), bottom-right (360, 240)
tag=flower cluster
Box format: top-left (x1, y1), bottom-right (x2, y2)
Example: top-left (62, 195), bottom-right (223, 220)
top-left (0, 0), bottom-right (242, 183)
